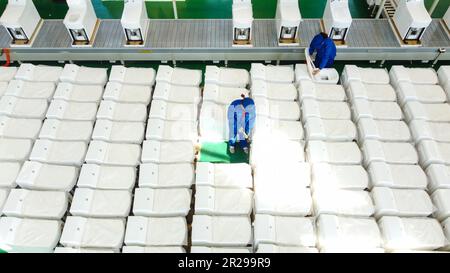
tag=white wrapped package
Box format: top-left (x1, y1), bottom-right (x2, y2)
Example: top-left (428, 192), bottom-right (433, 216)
top-left (437, 66), bottom-right (450, 87)
top-left (152, 82), bottom-right (200, 104)
top-left (2, 189), bottom-right (68, 220)
top-left (250, 63), bottom-right (294, 84)
top-left (431, 189), bottom-right (450, 221)
top-left (16, 161), bottom-right (78, 192)
top-left (352, 99), bottom-right (403, 122)
top-left (253, 162), bottom-right (311, 188)
top-left (39, 119), bottom-right (93, 142)
top-left (0, 162), bottom-right (21, 188)
top-left (254, 187), bottom-right (312, 216)
top-left (253, 117), bottom-right (304, 142)
top-left (103, 82), bottom-right (152, 105)
top-left (442, 218), bottom-right (450, 250)
top-left (0, 67), bottom-right (17, 82)
top-left (417, 140), bottom-right (450, 168)
top-left (122, 246), bottom-right (185, 253)
top-left (0, 189), bottom-right (9, 211)
top-left (203, 84), bottom-right (249, 105)
top-left (257, 244), bottom-right (319, 253)
top-left (311, 163), bottom-right (369, 191)
top-left (195, 186), bottom-right (253, 216)
top-left (254, 97), bottom-right (300, 121)
top-left (149, 100), bottom-right (198, 122)
top-left (5, 80), bottom-right (55, 100)
top-left (30, 140), bottom-right (87, 167)
top-left (141, 140), bottom-right (195, 164)
top-left (301, 99), bottom-right (351, 122)
top-left (54, 248), bottom-right (117, 253)
top-left (298, 81), bottom-right (346, 102)
top-left (199, 101), bottom-right (228, 141)
top-left (124, 216), bottom-right (187, 246)
top-left (15, 64), bottom-right (63, 83)
top-left (346, 81), bottom-right (396, 102)
top-left (0, 138), bottom-right (32, 162)
top-left (0, 82), bottom-right (7, 97)
top-left (0, 116), bottom-right (42, 139)
top-left (313, 189), bottom-right (375, 217)
top-left (410, 120), bottom-right (450, 143)
top-left (305, 117), bottom-right (356, 142)
top-left (109, 66), bottom-right (156, 86)
top-left (341, 65), bottom-right (390, 88)
top-left (251, 80), bottom-right (297, 101)
top-left (426, 164), bottom-right (450, 192)
top-left (250, 138), bottom-right (305, 167)
top-left (53, 82), bottom-right (103, 103)
top-left (59, 64), bottom-right (108, 86)
top-left (60, 216), bottom-right (125, 249)
top-left (146, 119), bottom-right (197, 142)
top-left (191, 215), bottom-right (252, 247)
top-left (320, 248), bottom-right (385, 253)
top-left (191, 247), bottom-right (251, 253)
top-left (133, 188), bottom-right (192, 217)
top-left (378, 216), bottom-right (447, 251)
top-left (403, 101), bottom-right (450, 123)
top-left (0, 96), bottom-right (48, 119)
top-left (362, 140), bottom-right (418, 167)
top-left (254, 215), bottom-right (316, 247)
top-left (92, 120), bottom-right (145, 144)
top-left (205, 66), bottom-right (249, 88)
top-left (70, 188), bottom-right (132, 218)
top-left (96, 101), bottom-right (147, 122)
top-left (357, 118), bottom-right (411, 142)
top-left (396, 82), bottom-right (447, 106)
top-left (77, 164), bottom-right (136, 191)
top-left (0, 217), bottom-right (61, 253)
top-left (85, 141), bottom-right (141, 167)
top-left (368, 162), bottom-right (427, 189)
top-left (139, 163), bottom-right (194, 189)
top-left (195, 162), bottom-right (252, 189)
top-left (316, 214), bottom-right (382, 250)
top-left (306, 141), bottom-right (362, 165)
top-left (389, 66), bottom-right (438, 88)
top-left (46, 100), bottom-right (98, 121)
top-left (155, 66), bottom-right (202, 87)
top-left (371, 187), bottom-right (433, 218)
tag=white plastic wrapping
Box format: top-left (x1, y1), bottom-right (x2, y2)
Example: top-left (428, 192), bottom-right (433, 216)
top-left (5, 80), bottom-right (55, 101)
top-left (152, 82), bottom-right (200, 104)
top-left (70, 188), bottom-right (132, 218)
top-left (0, 96), bottom-right (48, 119)
top-left (149, 100), bottom-right (198, 122)
top-left (346, 81), bottom-right (396, 102)
top-left (254, 187), bottom-right (312, 216)
top-left (256, 244), bottom-right (318, 253)
top-left (368, 162), bottom-right (427, 189)
top-left (426, 164), bottom-right (450, 192)
top-left (60, 64), bottom-right (108, 86)
top-left (155, 66), bottom-right (202, 87)
top-left (362, 140), bottom-right (418, 167)
top-left (53, 82), bottom-right (103, 103)
top-left (77, 164), bottom-right (136, 191)
top-left (311, 163), bottom-right (369, 191)
top-left (357, 118), bottom-right (411, 142)
top-left (352, 99), bottom-right (403, 122)
top-left (29, 139), bottom-right (87, 167)
top-left (205, 66), bottom-right (250, 88)
top-left (122, 246), bottom-right (185, 253)
top-left (92, 120), bottom-right (145, 144)
top-left (203, 84), bottom-right (249, 105)
top-left (96, 100), bottom-right (147, 122)
top-left (15, 64), bottom-right (63, 83)
top-left (103, 82), bottom-right (152, 105)
top-left (254, 97), bottom-right (301, 121)
top-left (250, 63), bottom-right (294, 84)
top-left (109, 66), bottom-right (156, 86)
top-left (133, 188), bottom-right (192, 217)
top-left (396, 82), bottom-right (447, 106)
top-left (0, 138), bottom-right (32, 162)
top-left (417, 140), bottom-right (450, 168)
top-left (138, 163), bottom-right (194, 189)
top-left (305, 117), bottom-right (357, 142)
top-left (0, 116), bottom-right (42, 140)
top-left (39, 119), bottom-right (93, 142)
top-left (251, 80), bottom-right (297, 101)
top-left (409, 120), bottom-right (450, 143)
top-left (141, 140), bottom-right (195, 164)
top-left (0, 162), bottom-right (21, 188)
top-left (431, 189), bottom-right (450, 221)
top-left (196, 162), bottom-right (253, 189)
top-left (85, 141), bottom-right (141, 167)
top-left (403, 101), bottom-right (450, 123)
top-left (146, 119), bottom-right (198, 143)
top-left (195, 186), bottom-right (253, 216)
top-left (46, 100), bottom-right (98, 121)
top-left (306, 141), bottom-right (362, 165)
top-left (313, 189), bottom-right (375, 217)
top-left (301, 99), bottom-right (351, 122)
top-left (341, 65), bottom-right (390, 88)
top-left (298, 81), bottom-right (346, 102)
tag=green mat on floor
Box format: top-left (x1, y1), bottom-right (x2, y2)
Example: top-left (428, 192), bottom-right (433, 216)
top-left (199, 142), bottom-right (249, 164)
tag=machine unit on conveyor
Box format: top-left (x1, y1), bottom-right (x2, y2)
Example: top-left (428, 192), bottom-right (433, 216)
top-left (276, 0), bottom-right (302, 46)
top-left (392, 0), bottom-right (431, 46)
top-left (443, 6), bottom-right (450, 33)
top-left (63, 0), bottom-right (99, 47)
top-left (121, 0), bottom-right (149, 46)
top-left (232, 0), bottom-right (253, 47)
top-left (322, 0), bottom-right (353, 46)
top-left (0, 0), bottom-right (42, 47)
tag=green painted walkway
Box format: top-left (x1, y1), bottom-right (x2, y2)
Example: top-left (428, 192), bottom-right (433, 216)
top-left (199, 142), bottom-right (249, 164)
top-left (0, 0), bottom-right (447, 19)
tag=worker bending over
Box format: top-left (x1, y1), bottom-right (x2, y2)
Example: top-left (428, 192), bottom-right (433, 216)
top-left (227, 94), bottom-right (256, 154)
top-left (309, 32), bottom-right (337, 74)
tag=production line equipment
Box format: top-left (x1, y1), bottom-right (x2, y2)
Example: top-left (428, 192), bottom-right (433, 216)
top-left (322, 0), bottom-right (353, 46)
top-left (276, 0), bottom-right (302, 46)
top-left (121, 0), bottom-right (149, 46)
top-left (63, 0), bottom-right (100, 47)
top-left (232, 0), bottom-right (254, 47)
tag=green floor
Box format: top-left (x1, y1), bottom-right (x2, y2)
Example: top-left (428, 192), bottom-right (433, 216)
top-left (0, 0), bottom-right (448, 19)
top-left (199, 142), bottom-right (249, 164)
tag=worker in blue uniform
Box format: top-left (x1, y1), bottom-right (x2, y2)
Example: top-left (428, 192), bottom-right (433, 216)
top-left (227, 94), bottom-right (256, 154)
top-left (309, 32), bottom-right (337, 75)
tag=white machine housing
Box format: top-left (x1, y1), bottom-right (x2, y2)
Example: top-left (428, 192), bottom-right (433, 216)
top-left (121, 0), bottom-right (148, 46)
top-left (392, 0), bottom-right (432, 44)
top-left (322, 0), bottom-right (353, 45)
top-left (276, 0), bottom-right (302, 46)
top-left (63, 0), bottom-right (98, 46)
top-left (232, 0), bottom-right (253, 47)
top-left (443, 6), bottom-right (450, 32)
top-left (0, 0), bottom-right (41, 46)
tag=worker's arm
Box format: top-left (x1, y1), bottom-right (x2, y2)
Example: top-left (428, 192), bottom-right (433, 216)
top-left (309, 35), bottom-right (322, 55)
top-left (317, 44), bottom-right (333, 70)
top-left (227, 104), bottom-right (237, 139)
top-left (246, 103), bottom-right (256, 134)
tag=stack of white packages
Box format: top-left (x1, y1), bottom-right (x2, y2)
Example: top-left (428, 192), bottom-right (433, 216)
top-left (191, 162), bottom-right (253, 253)
top-left (0, 64), bottom-right (65, 253)
top-left (200, 66), bottom-right (250, 141)
top-left (54, 64), bottom-right (131, 253)
top-left (124, 66), bottom-right (202, 254)
top-left (249, 64), bottom-right (315, 253)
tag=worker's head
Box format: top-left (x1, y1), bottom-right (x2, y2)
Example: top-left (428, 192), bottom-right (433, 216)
top-left (241, 94), bottom-right (246, 100)
top-left (320, 32), bottom-right (329, 39)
